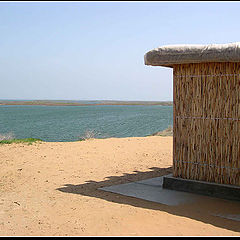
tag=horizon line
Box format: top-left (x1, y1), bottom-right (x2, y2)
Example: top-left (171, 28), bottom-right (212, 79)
top-left (0, 99), bottom-right (173, 102)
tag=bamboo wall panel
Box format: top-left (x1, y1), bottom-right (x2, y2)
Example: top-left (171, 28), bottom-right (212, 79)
top-left (173, 62), bottom-right (240, 186)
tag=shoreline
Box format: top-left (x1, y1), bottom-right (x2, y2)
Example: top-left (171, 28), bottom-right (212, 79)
top-left (0, 135), bottom-right (173, 145)
top-left (0, 127), bottom-right (173, 144)
top-left (0, 100), bottom-right (173, 107)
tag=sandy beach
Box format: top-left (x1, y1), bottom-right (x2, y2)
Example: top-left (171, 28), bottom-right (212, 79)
top-left (0, 136), bottom-right (239, 236)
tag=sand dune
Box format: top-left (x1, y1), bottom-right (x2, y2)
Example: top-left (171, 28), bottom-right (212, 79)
top-left (0, 136), bottom-right (239, 236)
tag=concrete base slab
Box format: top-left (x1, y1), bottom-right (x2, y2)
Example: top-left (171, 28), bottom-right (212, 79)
top-left (163, 174), bottom-right (240, 202)
top-left (99, 174), bottom-right (240, 222)
top-left (99, 175), bottom-right (201, 206)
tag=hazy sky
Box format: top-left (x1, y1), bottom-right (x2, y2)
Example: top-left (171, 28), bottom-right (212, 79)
top-left (1, 1), bottom-right (240, 101)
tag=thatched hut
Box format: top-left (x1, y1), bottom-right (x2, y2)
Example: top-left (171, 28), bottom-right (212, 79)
top-left (144, 42), bottom-right (240, 187)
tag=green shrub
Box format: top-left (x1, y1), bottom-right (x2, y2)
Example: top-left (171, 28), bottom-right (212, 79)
top-left (0, 138), bottom-right (43, 145)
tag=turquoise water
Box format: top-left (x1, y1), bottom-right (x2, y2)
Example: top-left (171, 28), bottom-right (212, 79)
top-left (0, 105), bottom-right (173, 142)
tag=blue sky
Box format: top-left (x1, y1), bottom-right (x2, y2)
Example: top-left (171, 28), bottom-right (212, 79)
top-left (1, 1), bottom-right (240, 101)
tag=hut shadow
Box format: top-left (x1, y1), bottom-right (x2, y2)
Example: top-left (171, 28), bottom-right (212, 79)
top-left (56, 166), bottom-right (240, 233)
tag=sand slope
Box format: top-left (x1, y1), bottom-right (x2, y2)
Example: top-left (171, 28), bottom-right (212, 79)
top-left (0, 136), bottom-right (239, 236)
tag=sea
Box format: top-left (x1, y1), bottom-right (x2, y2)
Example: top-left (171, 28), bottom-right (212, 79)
top-left (0, 104), bottom-right (173, 142)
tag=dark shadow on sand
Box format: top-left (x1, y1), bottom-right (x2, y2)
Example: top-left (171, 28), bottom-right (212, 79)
top-left (56, 166), bottom-right (240, 233)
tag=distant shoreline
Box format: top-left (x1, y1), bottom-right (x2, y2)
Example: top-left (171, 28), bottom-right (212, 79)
top-left (0, 100), bottom-right (173, 106)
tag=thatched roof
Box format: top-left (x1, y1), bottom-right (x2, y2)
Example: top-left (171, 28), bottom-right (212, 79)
top-left (144, 42), bottom-right (240, 67)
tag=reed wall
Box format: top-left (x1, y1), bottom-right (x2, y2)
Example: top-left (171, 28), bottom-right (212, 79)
top-left (173, 62), bottom-right (240, 186)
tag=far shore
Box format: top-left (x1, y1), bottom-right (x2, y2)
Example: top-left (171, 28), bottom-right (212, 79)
top-left (0, 100), bottom-right (173, 106)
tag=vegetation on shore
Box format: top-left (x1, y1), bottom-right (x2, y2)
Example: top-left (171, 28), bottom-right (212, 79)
top-left (78, 130), bottom-right (98, 141)
top-left (0, 100), bottom-right (173, 106)
top-left (0, 133), bottom-right (43, 145)
top-left (149, 125), bottom-right (173, 136)
top-left (0, 138), bottom-right (43, 145)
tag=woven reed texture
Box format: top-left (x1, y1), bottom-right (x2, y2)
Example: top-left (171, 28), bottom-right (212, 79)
top-left (173, 62), bottom-right (240, 186)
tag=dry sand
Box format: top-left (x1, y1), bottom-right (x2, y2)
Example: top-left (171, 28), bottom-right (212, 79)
top-left (0, 136), bottom-right (239, 236)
